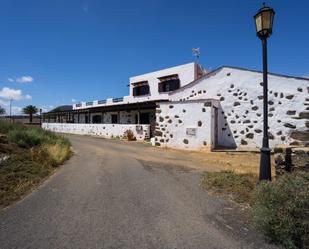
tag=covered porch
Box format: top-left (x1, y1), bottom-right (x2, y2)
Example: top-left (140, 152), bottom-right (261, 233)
top-left (42, 100), bottom-right (163, 140)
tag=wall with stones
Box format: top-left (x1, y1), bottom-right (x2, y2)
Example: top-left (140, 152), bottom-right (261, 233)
top-left (42, 123), bottom-right (150, 141)
top-left (154, 100), bottom-right (218, 150)
top-left (169, 67), bottom-right (309, 149)
top-left (274, 147), bottom-right (309, 175)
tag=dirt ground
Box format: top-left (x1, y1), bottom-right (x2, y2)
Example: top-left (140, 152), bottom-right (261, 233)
top-left (88, 136), bottom-right (276, 176)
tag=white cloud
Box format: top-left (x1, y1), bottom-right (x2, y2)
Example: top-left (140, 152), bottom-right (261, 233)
top-left (7, 77), bottom-right (14, 82)
top-left (0, 87), bottom-right (32, 100)
top-left (71, 98), bottom-right (77, 102)
top-left (16, 75), bottom-right (33, 83)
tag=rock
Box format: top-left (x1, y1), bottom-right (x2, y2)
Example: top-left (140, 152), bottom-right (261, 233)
top-left (220, 97), bottom-right (225, 101)
top-left (299, 112), bottom-right (309, 119)
top-left (274, 92), bottom-right (278, 97)
top-left (198, 121), bottom-right (202, 127)
top-left (290, 130), bottom-right (309, 141)
top-left (156, 109), bottom-right (162, 113)
top-left (268, 132), bottom-right (274, 140)
top-left (252, 106), bottom-right (259, 111)
top-left (234, 102), bottom-right (240, 106)
top-left (269, 107), bottom-right (275, 112)
top-left (241, 139), bottom-right (248, 145)
top-left (268, 100), bottom-right (274, 105)
top-left (297, 87), bottom-right (303, 92)
top-left (258, 95), bottom-right (263, 100)
top-left (155, 142), bottom-right (161, 146)
top-left (243, 120), bottom-right (250, 124)
top-left (280, 93), bottom-right (284, 98)
top-left (246, 133), bottom-right (254, 139)
top-left (169, 105), bottom-right (174, 109)
top-left (233, 93), bottom-right (238, 96)
top-left (254, 129), bottom-right (262, 133)
top-left (281, 136), bottom-right (285, 141)
top-left (284, 123), bottom-right (296, 129)
top-left (231, 120), bottom-right (236, 124)
top-left (160, 139), bottom-right (165, 142)
top-left (277, 130), bottom-right (282, 135)
top-left (159, 117), bottom-right (164, 122)
top-left (285, 95), bottom-right (294, 100)
top-left (167, 119), bottom-right (172, 124)
top-left (230, 84), bottom-right (234, 88)
top-left (183, 109), bottom-right (186, 113)
top-left (178, 120), bottom-right (183, 124)
top-left (202, 108), bottom-right (206, 112)
top-left (183, 139), bottom-right (189, 144)
top-left (286, 110), bottom-right (296, 115)
top-left (203, 141), bottom-right (207, 146)
top-left (174, 115), bottom-right (179, 118)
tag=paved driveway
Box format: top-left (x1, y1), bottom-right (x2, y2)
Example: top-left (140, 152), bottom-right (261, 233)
top-left (0, 135), bottom-right (277, 249)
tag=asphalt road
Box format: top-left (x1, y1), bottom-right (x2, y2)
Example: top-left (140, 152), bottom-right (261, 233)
top-left (0, 135), bottom-right (278, 249)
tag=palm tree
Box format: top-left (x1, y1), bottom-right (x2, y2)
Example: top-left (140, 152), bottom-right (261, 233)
top-left (22, 105), bottom-right (38, 123)
top-left (0, 106), bottom-right (5, 116)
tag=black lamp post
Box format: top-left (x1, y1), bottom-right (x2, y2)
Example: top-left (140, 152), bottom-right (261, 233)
top-left (254, 3), bottom-right (275, 181)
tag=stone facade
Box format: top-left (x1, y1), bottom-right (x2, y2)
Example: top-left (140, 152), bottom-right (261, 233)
top-left (169, 67), bottom-right (309, 149)
top-left (274, 147), bottom-right (309, 175)
top-left (153, 100), bottom-right (218, 150)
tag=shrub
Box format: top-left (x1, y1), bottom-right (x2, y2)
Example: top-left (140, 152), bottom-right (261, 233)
top-left (124, 129), bottom-right (136, 141)
top-left (251, 172), bottom-right (309, 249)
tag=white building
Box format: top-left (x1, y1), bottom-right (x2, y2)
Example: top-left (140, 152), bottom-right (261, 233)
top-left (42, 62), bottom-right (309, 150)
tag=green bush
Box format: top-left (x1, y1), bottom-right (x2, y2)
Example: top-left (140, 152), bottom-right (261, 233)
top-left (251, 172), bottom-right (309, 249)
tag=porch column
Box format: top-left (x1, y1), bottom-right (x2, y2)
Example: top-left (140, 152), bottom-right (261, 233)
top-left (101, 112), bottom-right (104, 123)
top-left (137, 104), bottom-right (140, 124)
top-left (77, 112), bottom-right (80, 123)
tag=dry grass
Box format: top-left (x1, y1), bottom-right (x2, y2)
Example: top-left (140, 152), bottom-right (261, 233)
top-left (201, 170), bottom-right (257, 204)
top-left (0, 120), bottom-right (71, 208)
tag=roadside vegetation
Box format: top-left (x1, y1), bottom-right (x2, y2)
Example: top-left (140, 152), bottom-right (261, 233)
top-left (0, 120), bottom-right (71, 208)
top-left (201, 170), bottom-right (309, 249)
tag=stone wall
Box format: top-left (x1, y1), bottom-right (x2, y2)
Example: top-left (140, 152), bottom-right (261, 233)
top-left (154, 100), bottom-right (218, 150)
top-left (169, 67), bottom-right (309, 149)
top-left (42, 123), bottom-right (150, 141)
top-left (274, 147), bottom-right (309, 175)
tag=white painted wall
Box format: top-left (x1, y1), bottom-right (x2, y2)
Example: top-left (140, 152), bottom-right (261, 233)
top-left (169, 67), bottom-right (309, 148)
top-left (73, 62), bottom-right (200, 110)
top-left (42, 123), bottom-right (150, 141)
top-left (154, 100), bottom-right (217, 150)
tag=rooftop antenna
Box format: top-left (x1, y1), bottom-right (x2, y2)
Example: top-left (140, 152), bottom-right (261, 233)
top-left (192, 47), bottom-right (200, 64)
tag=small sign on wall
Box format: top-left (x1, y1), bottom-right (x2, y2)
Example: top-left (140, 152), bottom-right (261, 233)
top-left (136, 125), bottom-right (143, 132)
top-left (186, 127), bottom-right (197, 136)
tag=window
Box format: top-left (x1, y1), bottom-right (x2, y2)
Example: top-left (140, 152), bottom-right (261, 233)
top-left (92, 115), bottom-right (102, 124)
top-left (133, 85), bottom-right (150, 96)
top-left (111, 114), bottom-right (118, 124)
top-left (132, 81), bottom-right (150, 96)
top-left (158, 74), bottom-right (180, 93)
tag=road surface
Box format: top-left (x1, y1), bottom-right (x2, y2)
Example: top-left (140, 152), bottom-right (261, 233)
top-left (0, 134), bottom-right (277, 249)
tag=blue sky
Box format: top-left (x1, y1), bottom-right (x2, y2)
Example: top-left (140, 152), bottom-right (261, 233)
top-left (0, 0), bottom-right (308, 114)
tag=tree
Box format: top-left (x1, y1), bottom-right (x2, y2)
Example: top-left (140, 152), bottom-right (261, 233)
top-left (0, 106), bottom-right (5, 116)
top-left (22, 105), bottom-right (38, 123)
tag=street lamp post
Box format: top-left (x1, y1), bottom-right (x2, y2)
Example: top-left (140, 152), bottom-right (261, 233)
top-left (254, 3), bottom-right (275, 181)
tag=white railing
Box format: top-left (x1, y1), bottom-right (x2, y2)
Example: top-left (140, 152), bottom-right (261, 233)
top-left (42, 123), bottom-right (150, 141)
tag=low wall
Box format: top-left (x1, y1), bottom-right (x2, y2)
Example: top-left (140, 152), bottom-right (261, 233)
top-left (42, 123), bottom-right (150, 141)
top-left (274, 147), bottom-right (309, 175)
